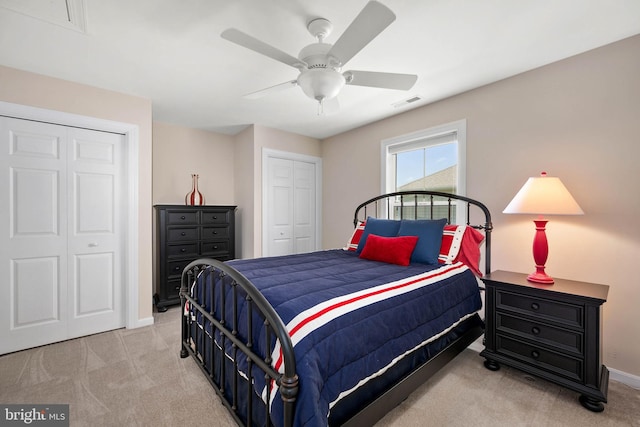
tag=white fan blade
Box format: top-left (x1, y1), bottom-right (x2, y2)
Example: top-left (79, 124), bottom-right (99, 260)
top-left (344, 70), bottom-right (417, 90)
top-left (222, 28), bottom-right (306, 69)
top-left (244, 80), bottom-right (298, 99)
top-left (328, 1), bottom-right (396, 66)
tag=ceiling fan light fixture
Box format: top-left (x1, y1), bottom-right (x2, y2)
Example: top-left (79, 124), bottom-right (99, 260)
top-left (297, 68), bottom-right (345, 102)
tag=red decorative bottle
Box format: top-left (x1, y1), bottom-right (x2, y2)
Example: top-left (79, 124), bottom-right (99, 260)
top-left (185, 174), bottom-right (204, 205)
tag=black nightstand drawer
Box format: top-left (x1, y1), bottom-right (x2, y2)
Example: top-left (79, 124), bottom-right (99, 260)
top-left (167, 211), bottom-right (199, 225)
top-left (202, 226), bottom-right (230, 239)
top-left (167, 243), bottom-right (199, 258)
top-left (167, 227), bottom-right (199, 242)
top-left (497, 290), bottom-right (583, 328)
top-left (496, 335), bottom-right (583, 382)
top-left (201, 210), bottom-right (231, 224)
top-left (496, 312), bottom-right (583, 356)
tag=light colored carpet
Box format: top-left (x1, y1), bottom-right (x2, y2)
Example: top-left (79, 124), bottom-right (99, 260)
top-left (1, 307), bottom-right (638, 426)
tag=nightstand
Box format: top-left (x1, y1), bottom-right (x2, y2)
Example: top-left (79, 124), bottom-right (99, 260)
top-left (480, 270), bottom-right (609, 412)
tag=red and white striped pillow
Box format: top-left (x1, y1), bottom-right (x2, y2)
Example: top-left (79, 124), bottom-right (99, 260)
top-left (345, 221), bottom-right (366, 251)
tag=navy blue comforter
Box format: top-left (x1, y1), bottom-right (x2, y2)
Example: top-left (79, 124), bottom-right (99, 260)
top-left (191, 249), bottom-right (482, 426)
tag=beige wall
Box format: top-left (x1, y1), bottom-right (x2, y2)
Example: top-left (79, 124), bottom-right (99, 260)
top-left (0, 65), bottom-right (154, 322)
top-left (152, 121), bottom-right (235, 205)
top-left (321, 35), bottom-right (640, 376)
top-left (233, 126), bottom-right (257, 259)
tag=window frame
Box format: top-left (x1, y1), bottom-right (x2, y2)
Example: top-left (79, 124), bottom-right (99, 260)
top-left (380, 119), bottom-right (467, 196)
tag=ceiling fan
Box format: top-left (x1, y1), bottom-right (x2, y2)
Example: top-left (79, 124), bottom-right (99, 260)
top-left (221, 1), bottom-right (417, 112)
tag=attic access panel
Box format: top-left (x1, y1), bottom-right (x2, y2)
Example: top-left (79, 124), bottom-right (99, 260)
top-left (0, 0), bottom-right (87, 32)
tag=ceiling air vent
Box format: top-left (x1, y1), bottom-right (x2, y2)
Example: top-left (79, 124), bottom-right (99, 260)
top-left (392, 95), bottom-right (422, 108)
top-left (0, 0), bottom-right (87, 33)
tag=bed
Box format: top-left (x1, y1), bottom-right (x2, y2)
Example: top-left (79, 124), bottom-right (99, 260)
top-left (179, 191), bottom-right (493, 427)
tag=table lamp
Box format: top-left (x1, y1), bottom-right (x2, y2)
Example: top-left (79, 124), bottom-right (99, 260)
top-left (503, 172), bottom-right (584, 284)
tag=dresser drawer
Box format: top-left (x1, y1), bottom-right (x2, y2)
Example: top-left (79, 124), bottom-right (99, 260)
top-left (496, 290), bottom-right (583, 328)
top-left (166, 259), bottom-right (193, 278)
top-left (202, 226), bottom-right (230, 240)
top-left (166, 278), bottom-right (181, 301)
top-left (167, 243), bottom-right (199, 258)
top-left (496, 313), bottom-right (583, 356)
top-left (496, 335), bottom-right (583, 382)
top-left (201, 241), bottom-right (231, 258)
top-left (201, 210), bottom-right (231, 224)
top-left (167, 210), bottom-right (198, 225)
top-left (167, 227), bottom-right (199, 242)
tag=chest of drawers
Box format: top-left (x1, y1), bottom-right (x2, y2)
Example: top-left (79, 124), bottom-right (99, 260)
top-left (480, 270), bottom-right (609, 412)
top-left (154, 205), bottom-right (236, 311)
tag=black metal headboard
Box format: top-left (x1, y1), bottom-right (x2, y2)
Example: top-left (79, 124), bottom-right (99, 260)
top-left (353, 191), bottom-right (493, 274)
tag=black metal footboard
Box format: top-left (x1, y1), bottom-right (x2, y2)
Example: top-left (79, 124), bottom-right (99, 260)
top-left (179, 191), bottom-right (492, 427)
top-left (179, 258), bottom-right (298, 427)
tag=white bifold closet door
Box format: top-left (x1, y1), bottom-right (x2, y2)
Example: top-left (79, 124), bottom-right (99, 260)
top-left (265, 157), bottom-right (316, 257)
top-left (0, 116), bottom-right (125, 354)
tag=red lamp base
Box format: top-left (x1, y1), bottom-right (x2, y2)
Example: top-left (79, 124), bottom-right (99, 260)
top-left (527, 269), bottom-right (555, 284)
top-left (528, 219), bottom-right (555, 285)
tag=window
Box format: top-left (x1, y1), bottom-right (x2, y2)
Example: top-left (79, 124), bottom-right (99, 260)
top-left (381, 119), bottom-right (466, 221)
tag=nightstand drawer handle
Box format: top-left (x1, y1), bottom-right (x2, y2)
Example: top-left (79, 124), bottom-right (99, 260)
top-left (531, 302), bottom-right (540, 310)
top-left (181, 232), bottom-right (186, 236)
top-left (180, 248), bottom-right (186, 253)
top-left (531, 326), bottom-right (541, 335)
top-left (180, 215), bottom-right (186, 220)
top-left (531, 350), bottom-right (540, 359)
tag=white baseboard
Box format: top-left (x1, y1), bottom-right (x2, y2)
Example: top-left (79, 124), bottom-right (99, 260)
top-left (467, 337), bottom-right (640, 390)
top-left (130, 316), bottom-right (154, 329)
top-left (609, 367), bottom-right (640, 390)
top-left (468, 338), bottom-right (484, 353)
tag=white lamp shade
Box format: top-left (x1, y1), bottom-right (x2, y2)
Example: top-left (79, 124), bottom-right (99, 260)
top-left (503, 172), bottom-right (584, 215)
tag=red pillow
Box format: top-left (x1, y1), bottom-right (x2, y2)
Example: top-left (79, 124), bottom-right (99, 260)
top-left (439, 225), bottom-right (485, 276)
top-left (345, 221), bottom-right (366, 251)
top-left (359, 234), bottom-right (419, 266)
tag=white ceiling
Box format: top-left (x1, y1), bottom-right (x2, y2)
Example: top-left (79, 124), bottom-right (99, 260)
top-left (1, 0), bottom-right (639, 140)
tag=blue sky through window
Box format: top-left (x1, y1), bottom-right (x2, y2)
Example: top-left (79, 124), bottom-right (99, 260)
top-left (396, 143), bottom-right (457, 187)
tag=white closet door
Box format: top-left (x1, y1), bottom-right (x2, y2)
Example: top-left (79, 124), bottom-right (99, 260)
top-left (293, 160), bottom-right (316, 254)
top-left (66, 127), bottom-right (124, 337)
top-left (0, 117), bottom-right (125, 354)
top-left (265, 155), bottom-right (317, 257)
top-left (266, 157), bottom-right (295, 257)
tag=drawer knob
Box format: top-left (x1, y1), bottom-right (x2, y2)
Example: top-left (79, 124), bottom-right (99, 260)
top-left (213, 245), bottom-right (218, 249)
top-left (175, 266), bottom-right (181, 271)
top-left (212, 216), bottom-right (218, 220)
top-left (212, 231), bottom-right (218, 235)
top-left (531, 350), bottom-right (540, 359)
top-left (531, 302), bottom-right (540, 310)
top-left (531, 326), bottom-right (541, 335)
top-left (180, 248), bottom-right (186, 253)
top-left (180, 215), bottom-right (186, 220)
top-left (175, 286), bottom-right (180, 290)
top-left (181, 232), bottom-right (186, 236)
